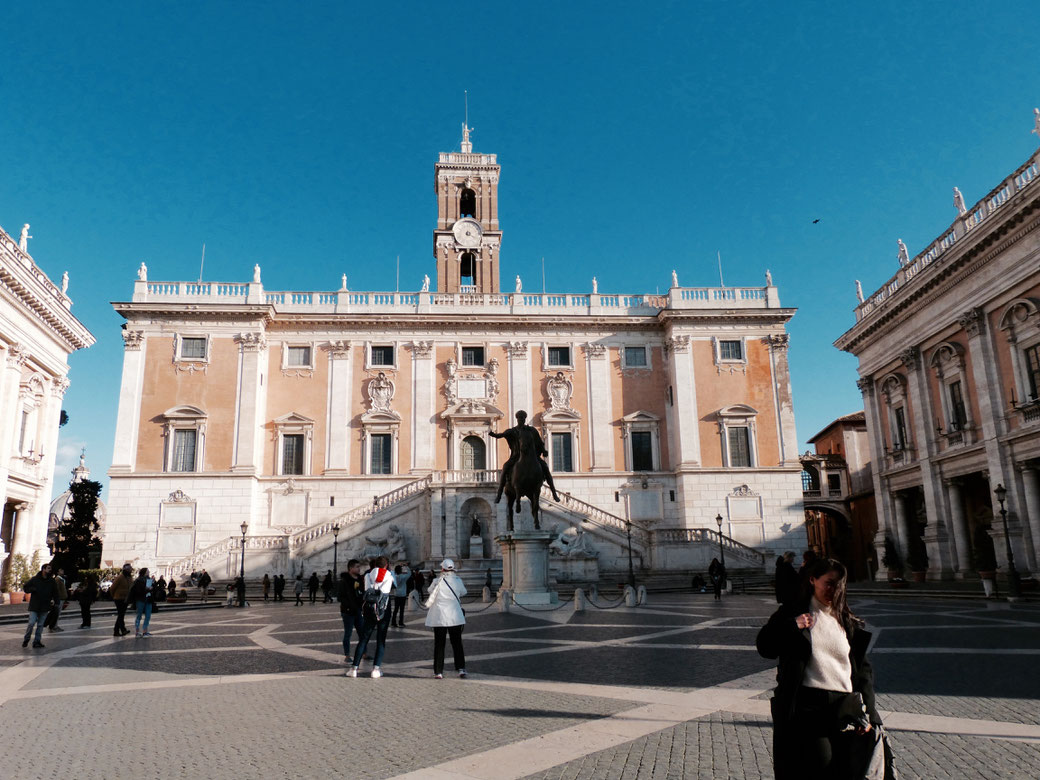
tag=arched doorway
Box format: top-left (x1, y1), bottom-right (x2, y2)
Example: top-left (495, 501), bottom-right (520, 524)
top-left (460, 435), bottom-right (486, 470)
top-left (458, 496), bottom-right (494, 559)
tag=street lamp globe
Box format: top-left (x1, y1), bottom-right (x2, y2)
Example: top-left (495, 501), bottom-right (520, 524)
top-left (995, 483), bottom-right (1007, 503)
top-left (715, 514), bottom-right (723, 530)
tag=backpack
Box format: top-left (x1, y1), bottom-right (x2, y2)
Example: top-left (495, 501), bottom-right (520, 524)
top-left (362, 568), bottom-right (391, 620)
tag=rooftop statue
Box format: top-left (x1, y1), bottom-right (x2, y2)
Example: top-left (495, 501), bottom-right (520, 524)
top-left (765, 269), bottom-right (773, 286)
top-left (19, 224), bottom-right (31, 252)
top-left (515, 275), bottom-right (522, 294)
top-left (953, 187), bottom-right (967, 215)
top-left (341, 274), bottom-right (348, 290)
top-left (855, 280), bottom-right (864, 303)
top-left (592, 276), bottom-right (598, 294)
top-left (137, 262), bottom-right (148, 281)
top-left (1033, 108), bottom-right (1040, 143)
top-left (671, 269), bottom-right (679, 287)
top-left (421, 274), bottom-right (430, 292)
top-left (61, 272), bottom-right (69, 295)
top-left (253, 264), bottom-right (261, 284)
top-left (897, 239), bottom-right (910, 267)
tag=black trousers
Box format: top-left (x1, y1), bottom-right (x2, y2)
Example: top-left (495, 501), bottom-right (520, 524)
top-left (774, 688), bottom-right (855, 780)
top-left (433, 625), bottom-right (466, 674)
top-left (114, 599), bottom-right (128, 634)
top-left (391, 596), bottom-right (407, 625)
top-left (79, 600), bottom-right (92, 627)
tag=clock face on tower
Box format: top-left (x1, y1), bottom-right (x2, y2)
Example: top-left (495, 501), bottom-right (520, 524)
top-left (452, 218), bottom-right (483, 248)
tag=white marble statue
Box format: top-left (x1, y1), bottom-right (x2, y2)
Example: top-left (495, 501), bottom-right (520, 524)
top-left (1033, 108), bottom-right (1040, 142)
top-left (515, 275), bottom-right (522, 293)
top-left (340, 274), bottom-right (348, 290)
top-left (363, 524), bottom-right (408, 562)
top-left (19, 224), bottom-right (31, 252)
top-left (548, 524), bottom-right (599, 559)
top-left (592, 276), bottom-right (598, 294)
top-left (253, 264), bottom-right (261, 284)
top-left (855, 280), bottom-right (864, 303)
top-left (953, 187), bottom-right (967, 215)
top-left (765, 269), bottom-right (773, 286)
top-left (897, 239), bottom-right (910, 267)
top-left (137, 262), bottom-right (148, 281)
top-left (61, 271), bottom-right (69, 294)
top-left (421, 274), bottom-right (430, 292)
top-left (671, 269), bottom-right (678, 288)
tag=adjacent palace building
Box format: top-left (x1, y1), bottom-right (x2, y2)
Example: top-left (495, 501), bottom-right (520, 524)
top-left (837, 142), bottom-right (1040, 582)
top-left (103, 129), bottom-right (804, 584)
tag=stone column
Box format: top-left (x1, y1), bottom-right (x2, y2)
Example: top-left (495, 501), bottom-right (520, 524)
top-left (858, 377), bottom-right (893, 574)
top-left (582, 343), bottom-right (613, 472)
top-left (664, 335), bottom-right (701, 469)
top-left (231, 333), bottom-right (267, 473)
top-left (0, 345), bottom-right (27, 519)
top-left (111, 331), bottom-right (146, 473)
top-left (10, 501), bottom-right (34, 556)
top-left (1017, 465), bottom-right (1040, 573)
top-left (30, 377), bottom-right (70, 550)
top-left (410, 341), bottom-right (435, 473)
top-left (324, 341), bottom-right (352, 475)
top-left (944, 478), bottom-right (972, 574)
top-left (892, 492), bottom-right (911, 560)
top-left (767, 334), bottom-right (799, 466)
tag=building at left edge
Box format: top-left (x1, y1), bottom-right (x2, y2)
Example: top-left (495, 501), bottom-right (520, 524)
top-left (0, 225), bottom-right (95, 585)
top-left (101, 127), bottom-right (807, 587)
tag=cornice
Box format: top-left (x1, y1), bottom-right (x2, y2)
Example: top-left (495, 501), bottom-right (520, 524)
top-left (0, 257), bottom-right (94, 352)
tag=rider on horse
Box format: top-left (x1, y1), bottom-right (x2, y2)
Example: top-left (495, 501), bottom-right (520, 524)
top-left (490, 410), bottom-right (561, 504)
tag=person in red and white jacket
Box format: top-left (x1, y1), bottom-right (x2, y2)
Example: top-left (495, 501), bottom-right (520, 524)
top-left (346, 556), bottom-right (395, 678)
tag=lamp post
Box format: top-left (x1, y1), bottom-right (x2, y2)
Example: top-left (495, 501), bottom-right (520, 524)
top-left (715, 513), bottom-right (726, 571)
top-left (239, 521), bottom-right (248, 608)
top-left (332, 525), bottom-right (341, 579)
top-left (625, 519), bottom-right (636, 588)
top-left (993, 484), bottom-right (1021, 600)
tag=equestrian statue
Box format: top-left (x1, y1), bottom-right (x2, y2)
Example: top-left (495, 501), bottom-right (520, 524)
top-left (490, 410), bottom-right (561, 532)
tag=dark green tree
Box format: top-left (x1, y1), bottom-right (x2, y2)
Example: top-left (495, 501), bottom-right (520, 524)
top-left (52, 478), bottom-right (103, 578)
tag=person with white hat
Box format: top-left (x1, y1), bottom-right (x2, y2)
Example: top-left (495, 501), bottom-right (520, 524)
top-left (424, 558), bottom-right (468, 679)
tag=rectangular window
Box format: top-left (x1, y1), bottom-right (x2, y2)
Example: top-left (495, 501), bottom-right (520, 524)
top-left (948, 381), bottom-right (967, 429)
top-left (893, 407), bottom-right (907, 449)
top-left (631, 431), bottom-right (653, 471)
top-left (719, 340), bottom-right (743, 361)
top-left (171, 429), bottom-right (197, 472)
top-left (727, 426), bottom-right (751, 467)
top-left (370, 433), bottom-right (392, 475)
top-left (624, 346), bottom-right (647, 367)
top-left (827, 473), bottom-right (842, 492)
top-left (1026, 344), bottom-right (1040, 400)
top-left (371, 345), bottom-right (394, 366)
top-left (548, 346), bottom-right (571, 367)
top-left (281, 434), bottom-right (305, 475)
top-left (287, 346), bottom-right (311, 367)
top-left (180, 337), bottom-right (207, 360)
top-left (551, 432), bottom-right (574, 472)
top-left (462, 346), bottom-right (485, 366)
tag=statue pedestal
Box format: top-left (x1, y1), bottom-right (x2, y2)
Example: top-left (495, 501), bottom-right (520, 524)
top-left (468, 535), bottom-right (484, 559)
top-left (497, 530), bottom-right (555, 606)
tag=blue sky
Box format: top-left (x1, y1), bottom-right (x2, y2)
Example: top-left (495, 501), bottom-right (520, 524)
top-left (2, 1), bottom-right (1039, 499)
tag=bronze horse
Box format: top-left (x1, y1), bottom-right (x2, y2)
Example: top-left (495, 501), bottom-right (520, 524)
top-left (503, 426), bottom-right (545, 531)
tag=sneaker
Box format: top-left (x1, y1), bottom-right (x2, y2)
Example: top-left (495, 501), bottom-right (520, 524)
top-left (22, 639), bottom-right (29, 648)
top-left (135, 632), bottom-right (142, 638)
top-left (434, 673), bottom-right (443, 679)
top-left (346, 667), bottom-right (358, 678)
top-left (458, 670), bottom-right (468, 679)
top-left (142, 632), bottom-right (152, 637)
top-left (371, 667), bottom-right (382, 679)
top-left (32, 642), bottom-right (45, 648)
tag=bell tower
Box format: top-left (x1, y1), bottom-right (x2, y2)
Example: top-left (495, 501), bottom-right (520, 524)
top-left (434, 124), bottom-right (501, 293)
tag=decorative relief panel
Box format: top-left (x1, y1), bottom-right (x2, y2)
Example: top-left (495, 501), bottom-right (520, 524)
top-left (444, 357), bottom-right (500, 413)
top-left (367, 372), bottom-right (395, 413)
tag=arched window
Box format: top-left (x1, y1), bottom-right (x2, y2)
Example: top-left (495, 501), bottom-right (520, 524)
top-left (460, 253), bottom-right (475, 287)
top-left (460, 435), bottom-right (486, 470)
top-left (460, 188), bottom-right (476, 218)
top-left (801, 468), bottom-right (819, 491)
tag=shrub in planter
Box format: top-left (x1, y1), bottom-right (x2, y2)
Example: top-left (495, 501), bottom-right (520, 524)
top-left (880, 536), bottom-right (903, 579)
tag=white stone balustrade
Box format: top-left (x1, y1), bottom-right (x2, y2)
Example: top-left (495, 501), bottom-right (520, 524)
top-left (855, 151), bottom-right (1040, 323)
top-left (654, 527), bottom-right (766, 566)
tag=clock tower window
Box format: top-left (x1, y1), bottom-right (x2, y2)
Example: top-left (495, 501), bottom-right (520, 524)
top-left (460, 188), bottom-right (476, 218)
top-left (460, 252), bottom-right (476, 288)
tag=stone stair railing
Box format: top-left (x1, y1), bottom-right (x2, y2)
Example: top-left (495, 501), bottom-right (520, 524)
top-left (543, 488), bottom-right (651, 550)
top-left (289, 474), bottom-right (434, 551)
top-left (654, 527), bottom-right (766, 567)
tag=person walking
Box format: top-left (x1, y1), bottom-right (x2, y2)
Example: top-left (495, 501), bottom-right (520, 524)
top-left (307, 572), bottom-right (320, 604)
top-left (197, 569), bottom-right (212, 603)
top-left (275, 573), bottom-right (285, 602)
top-left (262, 573), bottom-right (271, 602)
top-left (22, 562), bottom-right (57, 649)
top-left (293, 574), bottom-right (305, 606)
top-left (775, 552), bottom-right (800, 605)
top-left (131, 568), bottom-right (156, 637)
top-left (756, 558), bottom-right (888, 780)
top-left (44, 567), bottom-right (69, 632)
top-left (391, 564), bottom-right (410, 627)
top-left (708, 557), bottom-right (726, 601)
top-left (339, 560), bottom-right (365, 662)
top-left (425, 558), bottom-right (467, 679)
top-left (322, 570), bottom-right (333, 603)
top-left (110, 563), bottom-right (133, 637)
top-left (346, 556), bottom-right (394, 679)
top-left (76, 574), bottom-right (99, 628)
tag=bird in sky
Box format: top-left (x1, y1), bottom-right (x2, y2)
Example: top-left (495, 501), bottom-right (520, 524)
top-left (812, 219), bottom-right (820, 224)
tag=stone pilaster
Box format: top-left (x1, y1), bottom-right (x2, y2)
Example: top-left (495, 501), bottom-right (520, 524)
top-left (324, 340), bottom-right (353, 474)
top-left (664, 335), bottom-right (701, 469)
top-left (1016, 464), bottom-right (1040, 574)
top-left (110, 331), bottom-right (146, 473)
top-left (943, 478), bottom-right (972, 574)
top-left (582, 343), bottom-right (613, 472)
top-left (506, 342), bottom-right (530, 422)
top-left (231, 333), bottom-right (267, 473)
top-left (767, 334), bottom-right (798, 466)
top-left (410, 341), bottom-right (435, 473)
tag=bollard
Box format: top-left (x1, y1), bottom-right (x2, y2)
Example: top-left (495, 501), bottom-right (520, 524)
top-left (624, 585), bottom-right (637, 607)
top-left (636, 585), bottom-right (648, 606)
top-left (574, 588), bottom-right (586, 612)
top-left (482, 586), bottom-right (493, 603)
top-left (589, 583), bottom-right (598, 600)
top-left (409, 590), bottom-right (424, 610)
top-left (498, 589), bottom-right (511, 612)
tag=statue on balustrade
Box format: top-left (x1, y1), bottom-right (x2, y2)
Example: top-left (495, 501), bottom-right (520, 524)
top-left (19, 224), bottom-right (31, 252)
top-left (897, 239), bottom-right (910, 267)
top-left (953, 187), bottom-right (967, 215)
top-left (491, 410), bottom-right (561, 531)
top-left (138, 262), bottom-right (148, 281)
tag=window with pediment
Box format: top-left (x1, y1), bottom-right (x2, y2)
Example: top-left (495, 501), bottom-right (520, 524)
top-left (160, 406), bottom-right (207, 473)
top-left (998, 298), bottom-right (1040, 408)
top-left (928, 342), bottom-right (974, 438)
top-left (621, 411), bottom-right (660, 471)
top-left (717, 405), bottom-right (758, 468)
top-left (273, 413), bottom-right (314, 476)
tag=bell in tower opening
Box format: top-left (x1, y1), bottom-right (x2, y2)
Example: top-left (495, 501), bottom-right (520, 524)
top-left (433, 124), bottom-right (502, 294)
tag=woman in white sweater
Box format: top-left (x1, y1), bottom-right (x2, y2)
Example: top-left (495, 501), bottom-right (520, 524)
top-left (425, 558), bottom-right (467, 679)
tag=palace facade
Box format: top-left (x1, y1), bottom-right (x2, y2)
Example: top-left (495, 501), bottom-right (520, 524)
top-left (103, 130), bottom-right (805, 584)
top-left (837, 142), bottom-right (1040, 582)
top-left (0, 225), bottom-right (95, 585)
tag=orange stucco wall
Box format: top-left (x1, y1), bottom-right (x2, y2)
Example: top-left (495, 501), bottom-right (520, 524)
top-left (263, 343), bottom-right (330, 475)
